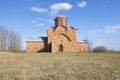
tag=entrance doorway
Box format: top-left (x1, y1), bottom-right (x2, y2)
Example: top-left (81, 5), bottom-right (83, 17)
top-left (59, 44), bottom-right (63, 52)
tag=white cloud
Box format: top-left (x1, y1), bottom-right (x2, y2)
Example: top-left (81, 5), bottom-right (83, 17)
top-left (31, 6), bottom-right (47, 13)
top-left (35, 23), bottom-right (44, 27)
top-left (78, 1), bottom-right (87, 8)
top-left (32, 20), bottom-right (36, 23)
top-left (89, 24), bottom-right (120, 34)
top-left (105, 25), bottom-right (120, 33)
top-left (50, 3), bottom-right (72, 14)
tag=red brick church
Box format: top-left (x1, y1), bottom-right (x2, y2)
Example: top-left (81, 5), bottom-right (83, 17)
top-left (26, 15), bottom-right (88, 53)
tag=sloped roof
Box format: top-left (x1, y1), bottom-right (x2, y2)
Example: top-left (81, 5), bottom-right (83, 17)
top-left (26, 37), bottom-right (47, 42)
top-left (69, 26), bottom-right (78, 30)
top-left (39, 37), bottom-right (47, 42)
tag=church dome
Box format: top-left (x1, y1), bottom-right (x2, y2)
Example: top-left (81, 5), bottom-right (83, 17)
top-left (57, 14), bottom-right (66, 18)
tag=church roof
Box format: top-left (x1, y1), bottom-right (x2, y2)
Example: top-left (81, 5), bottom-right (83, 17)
top-left (69, 26), bottom-right (78, 30)
top-left (57, 14), bottom-right (66, 18)
top-left (26, 37), bottom-right (47, 42)
top-left (40, 37), bottom-right (47, 42)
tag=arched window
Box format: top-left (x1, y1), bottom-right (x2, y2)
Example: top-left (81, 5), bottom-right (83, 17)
top-left (59, 44), bottom-right (63, 52)
top-left (61, 20), bottom-right (62, 25)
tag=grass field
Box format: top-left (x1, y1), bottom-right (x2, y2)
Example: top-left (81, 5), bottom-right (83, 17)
top-left (0, 52), bottom-right (120, 80)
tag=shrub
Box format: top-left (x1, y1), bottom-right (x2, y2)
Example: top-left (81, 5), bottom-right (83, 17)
top-left (93, 46), bottom-right (107, 52)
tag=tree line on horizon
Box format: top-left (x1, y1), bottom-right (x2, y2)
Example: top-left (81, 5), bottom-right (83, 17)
top-left (88, 39), bottom-right (118, 53)
top-left (0, 26), bottom-right (21, 53)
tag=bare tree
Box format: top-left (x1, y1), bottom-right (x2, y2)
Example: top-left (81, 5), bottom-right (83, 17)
top-left (13, 33), bottom-right (21, 52)
top-left (0, 26), bottom-right (8, 52)
top-left (86, 38), bottom-right (93, 52)
top-left (8, 30), bottom-right (21, 53)
top-left (0, 26), bottom-right (21, 53)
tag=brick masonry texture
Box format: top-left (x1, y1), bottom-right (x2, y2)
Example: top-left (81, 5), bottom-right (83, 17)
top-left (26, 15), bottom-right (88, 53)
top-left (26, 42), bottom-right (47, 53)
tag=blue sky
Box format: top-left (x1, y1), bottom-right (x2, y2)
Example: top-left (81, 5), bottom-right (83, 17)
top-left (0, 0), bottom-right (120, 51)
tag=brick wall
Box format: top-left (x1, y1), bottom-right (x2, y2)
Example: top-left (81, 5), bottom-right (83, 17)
top-left (26, 42), bottom-right (46, 53)
top-left (26, 16), bottom-right (88, 53)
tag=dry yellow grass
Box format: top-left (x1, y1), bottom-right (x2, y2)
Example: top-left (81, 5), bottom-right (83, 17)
top-left (0, 52), bottom-right (120, 80)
